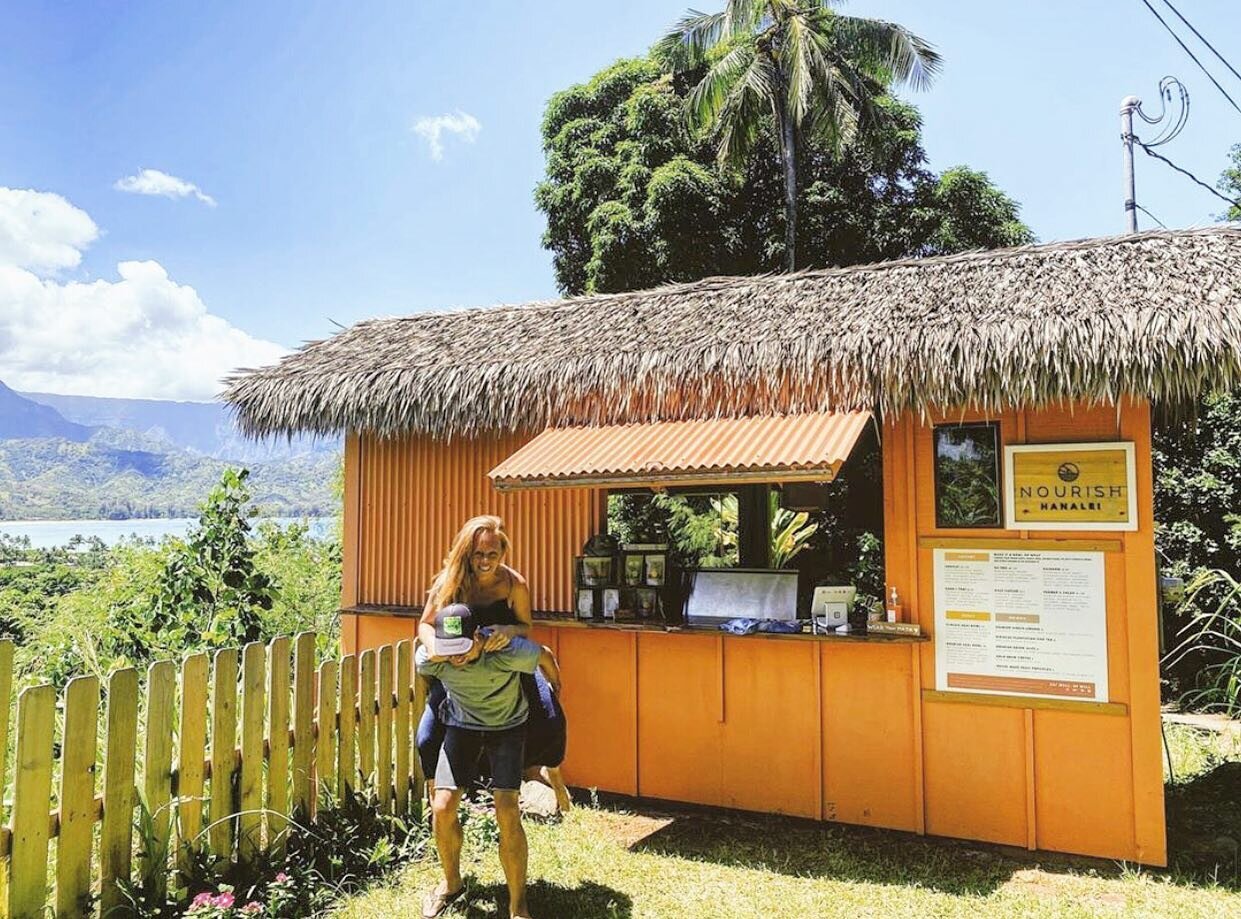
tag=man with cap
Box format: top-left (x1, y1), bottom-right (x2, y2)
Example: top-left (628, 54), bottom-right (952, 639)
top-left (416, 603), bottom-right (560, 919)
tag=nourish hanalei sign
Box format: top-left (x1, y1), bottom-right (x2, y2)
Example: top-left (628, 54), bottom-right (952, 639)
top-left (1003, 442), bottom-right (1137, 531)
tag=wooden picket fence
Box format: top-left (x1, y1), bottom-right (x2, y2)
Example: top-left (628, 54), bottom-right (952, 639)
top-left (0, 633), bottom-right (428, 919)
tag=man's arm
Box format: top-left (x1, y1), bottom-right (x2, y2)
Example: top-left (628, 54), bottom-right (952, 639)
top-left (537, 647), bottom-right (561, 694)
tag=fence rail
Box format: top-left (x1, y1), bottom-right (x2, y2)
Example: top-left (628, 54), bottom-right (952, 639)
top-left (0, 633), bottom-right (427, 918)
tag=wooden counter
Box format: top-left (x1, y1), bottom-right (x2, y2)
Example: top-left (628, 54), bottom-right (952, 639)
top-left (341, 605), bottom-right (927, 643)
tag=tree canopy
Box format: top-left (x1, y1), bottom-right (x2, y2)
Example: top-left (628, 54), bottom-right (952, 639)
top-left (1222, 143), bottom-right (1241, 221)
top-left (536, 57), bottom-right (1033, 296)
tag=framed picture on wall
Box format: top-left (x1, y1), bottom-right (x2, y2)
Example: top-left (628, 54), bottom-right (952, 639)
top-left (578, 555), bottom-right (614, 587)
top-left (576, 588), bottom-right (597, 620)
top-left (933, 421), bottom-right (1002, 529)
top-left (622, 552), bottom-right (646, 586)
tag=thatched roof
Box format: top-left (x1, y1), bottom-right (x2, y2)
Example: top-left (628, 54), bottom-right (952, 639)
top-left (224, 227), bottom-right (1241, 439)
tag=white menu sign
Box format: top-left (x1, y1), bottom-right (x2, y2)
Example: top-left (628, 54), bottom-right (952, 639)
top-left (933, 548), bottom-right (1109, 702)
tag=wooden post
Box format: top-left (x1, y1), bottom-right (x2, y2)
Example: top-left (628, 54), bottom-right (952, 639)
top-left (317, 660), bottom-right (339, 800)
top-left (238, 642), bottom-right (267, 865)
top-left (99, 668), bottom-right (139, 918)
top-left (291, 633), bottom-right (316, 818)
top-left (394, 641), bottom-right (412, 815)
top-left (266, 636), bottom-right (291, 854)
top-left (737, 484), bottom-right (772, 568)
top-left (358, 650), bottom-right (377, 789)
top-left (338, 654), bottom-right (358, 797)
top-left (143, 660), bottom-right (177, 898)
top-left (9, 685), bottom-right (55, 919)
top-left (209, 649), bottom-right (239, 863)
top-left (56, 676), bottom-right (99, 918)
top-left (177, 653), bottom-right (210, 881)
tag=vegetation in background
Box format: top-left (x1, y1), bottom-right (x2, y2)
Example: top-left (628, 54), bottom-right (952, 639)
top-left (3, 467), bottom-right (341, 689)
top-left (1221, 143), bottom-right (1240, 221)
top-left (656, 0), bottom-right (941, 271)
top-left (536, 57), bottom-right (1032, 296)
top-left (1154, 391), bottom-right (1241, 711)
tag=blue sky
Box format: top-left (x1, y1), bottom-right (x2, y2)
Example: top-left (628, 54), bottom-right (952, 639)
top-left (0, 1), bottom-right (1238, 399)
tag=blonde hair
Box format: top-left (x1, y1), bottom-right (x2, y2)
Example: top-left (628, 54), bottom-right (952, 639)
top-left (427, 515), bottom-right (511, 611)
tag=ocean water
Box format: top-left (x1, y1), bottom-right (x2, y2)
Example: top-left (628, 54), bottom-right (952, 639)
top-left (0, 517), bottom-right (333, 549)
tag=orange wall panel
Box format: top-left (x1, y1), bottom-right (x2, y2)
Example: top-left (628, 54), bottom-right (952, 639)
top-left (356, 614), bottom-right (415, 652)
top-left (555, 629), bottom-right (638, 795)
top-left (720, 638), bottom-right (819, 818)
top-left (1033, 710), bottom-right (1135, 859)
top-left (637, 633), bottom-right (724, 806)
top-left (352, 433), bottom-right (601, 612)
top-left (922, 702), bottom-right (1028, 846)
top-left (821, 644), bottom-right (918, 831)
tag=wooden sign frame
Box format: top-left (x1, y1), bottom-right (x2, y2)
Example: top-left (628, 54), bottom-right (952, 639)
top-left (1003, 441), bottom-right (1137, 531)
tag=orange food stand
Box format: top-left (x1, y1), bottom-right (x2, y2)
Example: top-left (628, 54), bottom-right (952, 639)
top-left (225, 228), bottom-right (1241, 866)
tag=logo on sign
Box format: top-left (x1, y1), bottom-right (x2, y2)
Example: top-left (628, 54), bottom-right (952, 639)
top-left (1057, 462), bottom-right (1080, 483)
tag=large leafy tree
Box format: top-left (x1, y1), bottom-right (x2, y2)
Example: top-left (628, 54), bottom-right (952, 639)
top-left (656, 0), bottom-right (941, 270)
top-left (1222, 143), bottom-right (1241, 221)
top-left (536, 58), bottom-right (1032, 296)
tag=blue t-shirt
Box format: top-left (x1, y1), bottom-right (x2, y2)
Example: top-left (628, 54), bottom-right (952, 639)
top-left (416, 636), bottom-right (541, 730)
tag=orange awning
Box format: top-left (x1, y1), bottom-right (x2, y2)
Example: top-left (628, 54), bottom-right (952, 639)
top-left (488, 411), bottom-right (872, 491)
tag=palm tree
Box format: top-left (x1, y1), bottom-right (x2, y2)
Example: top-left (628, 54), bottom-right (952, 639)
top-left (657, 1), bottom-right (941, 271)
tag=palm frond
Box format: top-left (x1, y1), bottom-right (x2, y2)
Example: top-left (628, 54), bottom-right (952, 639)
top-left (831, 15), bottom-right (943, 91)
top-left (711, 52), bottom-right (780, 168)
top-left (687, 42), bottom-right (757, 129)
top-left (656, 1), bottom-right (765, 70)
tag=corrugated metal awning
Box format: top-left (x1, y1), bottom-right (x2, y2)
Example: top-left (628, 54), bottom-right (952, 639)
top-left (488, 411), bottom-right (872, 491)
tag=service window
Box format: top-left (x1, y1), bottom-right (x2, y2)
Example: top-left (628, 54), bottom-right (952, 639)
top-left (933, 422), bottom-right (1002, 528)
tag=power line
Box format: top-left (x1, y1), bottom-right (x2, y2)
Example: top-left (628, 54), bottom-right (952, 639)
top-left (1158, 0), bottom-right (1241, 87)
top-left (1135, 140), bottom-right (1241, 211)
top-left (1134, 202), bottom-right (1167, 229)
top-left (1138, 0), bottom-right (1241, 117)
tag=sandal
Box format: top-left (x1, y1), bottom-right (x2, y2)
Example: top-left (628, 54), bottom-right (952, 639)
top-left (421, 882), bottom-right (466, 918)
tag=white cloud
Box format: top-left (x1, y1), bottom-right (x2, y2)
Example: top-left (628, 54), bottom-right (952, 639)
top-left (0, 186), bottom-right (284, 401)
top-left (412, 110), bottom-right (481, 161)
top-left (114, 168), bottom-right (217, 206)
top-left (0, 187), bottom-right (99, 273)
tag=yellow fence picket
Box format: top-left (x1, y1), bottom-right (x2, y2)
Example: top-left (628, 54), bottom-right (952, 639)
top-left (412, 672), bottom-right (428, 817)
top-left (338, 654), bottom-right (357, 797)
top-left (394, 641), bottom-right (412, 815)
top-left (177, 652), bottom-right (209, 881)
top-left (143, 660), bottom-right (177, 900)
top-left (100, 668), bottom-right (139, 918)
top-left (377, 645), bottom-right (393, 813)
top-left (56, 675), bottom-right (99, 918)
top-left (0, 638), bottom-right (16, 908)
top-left (9, 684), bottom-right (55, 919)
top-left (358, 649), bottom-right (377, 788)
top-left (292, 632), bottom-right (316, 818)
top-left (267, 635), bottom-right (291, 854)
top-left (317, 660), bottom-right (338, 800)
top-left (239, 642), bottom-right (267, 866)
top-left (210, 648), bottom-right (239, 863)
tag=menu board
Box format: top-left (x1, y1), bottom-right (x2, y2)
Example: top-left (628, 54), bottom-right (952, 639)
top-left (933, 548), bottom-right (1108, 702)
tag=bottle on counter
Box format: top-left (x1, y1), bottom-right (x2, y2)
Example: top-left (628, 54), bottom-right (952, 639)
top-left (885, 586), bottom-right (902, 623)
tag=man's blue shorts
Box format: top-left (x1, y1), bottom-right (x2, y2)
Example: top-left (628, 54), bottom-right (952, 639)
top-left (435, 723), bottom-right (526, 792)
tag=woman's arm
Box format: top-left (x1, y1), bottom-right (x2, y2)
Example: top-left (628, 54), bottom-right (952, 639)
top-left (417, 597), bottom-right (440, 652)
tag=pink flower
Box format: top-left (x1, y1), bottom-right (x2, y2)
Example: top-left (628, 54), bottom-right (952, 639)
top-left (213, 891), bottom-right (235, 909)
top-left (192, 892), bottom-right (214, 907)
top-left (275, 872), bottom-right (290, 883)
top-left (242, 903), bottom-right (263, 915)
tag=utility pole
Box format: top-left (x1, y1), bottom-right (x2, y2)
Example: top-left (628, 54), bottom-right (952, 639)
top-left (1121, 95), bottom-right (1140, 233)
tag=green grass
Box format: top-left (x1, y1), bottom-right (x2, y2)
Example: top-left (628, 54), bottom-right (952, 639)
top-left (336, 725), bottom-right (1241, 918)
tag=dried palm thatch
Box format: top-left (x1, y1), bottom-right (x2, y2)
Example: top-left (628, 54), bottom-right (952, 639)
top-left (224, 227), bottom-right (1241, 439)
